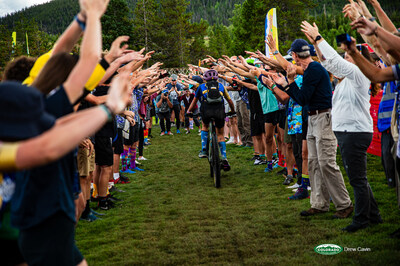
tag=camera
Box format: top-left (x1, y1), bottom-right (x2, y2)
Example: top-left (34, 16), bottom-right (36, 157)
top-left (163, 91), bottom-right (169, 97)
top-left (336, 33), bottom-right (352, 46)
top-left (232, 80), bottom-right (238, 90)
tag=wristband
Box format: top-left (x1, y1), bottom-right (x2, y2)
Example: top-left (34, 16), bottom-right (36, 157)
top-left (271, 84), bottom-right (277, 94)
top-left (100, 104), bottom-right (113, 122)
top-left (74, 15), bottom-right (86, 31)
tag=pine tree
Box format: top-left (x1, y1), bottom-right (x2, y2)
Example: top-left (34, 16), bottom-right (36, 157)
top-left (101, 0), bottom-right (134, 50)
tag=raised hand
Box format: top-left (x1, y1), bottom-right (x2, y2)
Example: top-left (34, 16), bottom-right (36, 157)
top-left (80, 0), bottom-right (110, 18)
top-left (270, 72), bottom-right (288, 87)
top-left (340, 36), bottom-right (358, 54)
top-left (300, 21), bottom-right (320, 44)
top-left (286, 63), bottom-right (297, 81)
top-left (350, 16), bottom-right (377, 36)
top-left (343, 3), bottom-right (360, 21)
top-left (105, 36), bottom-right (130, 63)
top-left (106, 69), bottom-right (131, 114)
top-left (266, 34), bottom-right (278, 52)
top-left (261, 75), bottom-right (274, 88)
top-left (206, 55), bottom-right (217, 62)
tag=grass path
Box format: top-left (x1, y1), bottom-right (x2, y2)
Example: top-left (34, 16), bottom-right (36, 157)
top-left (76, 126), bottom-right (400, 265)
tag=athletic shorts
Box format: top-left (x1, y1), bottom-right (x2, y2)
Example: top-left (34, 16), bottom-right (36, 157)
top-left (18, 212), bottom-right (84, 266)
top-left (250, 112), bottom-right (265, 137)
top-left (77, 146), bottom-right (95, 176)
top-left (113, 128), bottom-right (124, 155)
top-left (201, 103), bottom-right (225, 129)
top-left (277, 109), bottom-right (286, 130)
top-left (263, 110), bottom-right (279, 125)
top-left (94, 136), bottom-right (113, 166)
top-left (124, 124), bottom-right (139, 146)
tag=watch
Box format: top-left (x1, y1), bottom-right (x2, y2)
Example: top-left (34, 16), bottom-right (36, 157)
top-left (314, 35), bottom-right (322, 42)
top-left (272, 50), bottom-right (279, 55)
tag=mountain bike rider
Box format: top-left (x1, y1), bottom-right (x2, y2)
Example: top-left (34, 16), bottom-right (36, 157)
top-left (187, 69), bottom-right (235, 171)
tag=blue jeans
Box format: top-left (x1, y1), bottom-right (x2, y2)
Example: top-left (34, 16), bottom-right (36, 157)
top-left (335, 131), bottom-right (381, 225)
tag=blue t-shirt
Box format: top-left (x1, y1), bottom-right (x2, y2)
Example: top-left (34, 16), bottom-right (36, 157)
top-left (166, 83), bottom-right (183, 105)
top-left (12, 86), bottom-right (76, 230)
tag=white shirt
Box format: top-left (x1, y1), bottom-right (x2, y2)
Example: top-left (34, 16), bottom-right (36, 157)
top-left (318, 40), bottom-right (373, 133)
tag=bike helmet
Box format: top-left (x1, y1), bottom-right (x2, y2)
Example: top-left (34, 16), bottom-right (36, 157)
top-left (203, 69), bottom-right (218, 81)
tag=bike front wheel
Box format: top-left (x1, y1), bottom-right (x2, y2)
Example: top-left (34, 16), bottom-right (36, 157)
top-left (211, 132), bottom-right (221, 188)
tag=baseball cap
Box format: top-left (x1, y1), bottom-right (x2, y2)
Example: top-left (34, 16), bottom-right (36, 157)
top-left (0, 81), bottom-right (55, 140)
top-left (171, 74), bottom-right (178, 81)
top-left (287, 39), bottom-right (310, 54)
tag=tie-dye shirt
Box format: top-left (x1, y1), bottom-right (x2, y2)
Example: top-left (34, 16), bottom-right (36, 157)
top-left (287, 75), bottom-right (303, 135)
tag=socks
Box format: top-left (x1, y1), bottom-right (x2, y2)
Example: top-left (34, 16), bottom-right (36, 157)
top-left (92, 184), bottom-right (98, 198)
top-left (81, 200), bottom-right (91, 217)
top-left (121, 149), bottom-right (128, 171)
top-left (301, 174), bottom-right (310, 189)
top-left (278, 150), bottom-right (285, 167)
top-left (113, 173), bottom-right (119, 180)
top-left (148, 128), bottom-right (152, 136)
top-left (129, 147), bottom-right (137, 169)
top-left (218, 141), bottom-right (227, 159)
top-left (267, 161), bottom-right (273, 170)
top-left (144, 129), bottom-right (149, 143)
top-left (201, 131), bottom-right (208, 151)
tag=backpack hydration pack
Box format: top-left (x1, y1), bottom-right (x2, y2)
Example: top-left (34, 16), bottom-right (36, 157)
top-left (206, 80), bottom-right (223, 104)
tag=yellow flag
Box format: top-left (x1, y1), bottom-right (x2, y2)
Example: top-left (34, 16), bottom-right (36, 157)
top-left (12, 32), bottom-right (16, 47)
top-left (265, 8), bottom-right (279, 59)
top-left (26, 32), bottom-right (29, 55)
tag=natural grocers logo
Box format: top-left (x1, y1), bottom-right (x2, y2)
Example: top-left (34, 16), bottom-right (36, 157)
top-left (314, 244), bottom-right (343, 255)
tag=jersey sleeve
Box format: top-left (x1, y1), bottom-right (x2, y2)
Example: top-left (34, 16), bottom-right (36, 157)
top-left (0, 142), bottom-right (19, 171)
top-left (195, 85), bottom-right (203, 99)
top-left (221, 85), bottom-right (231, 100)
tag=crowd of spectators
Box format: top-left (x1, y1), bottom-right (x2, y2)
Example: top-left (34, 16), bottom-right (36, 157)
top-left (1, 0), bottom-right (400, 265)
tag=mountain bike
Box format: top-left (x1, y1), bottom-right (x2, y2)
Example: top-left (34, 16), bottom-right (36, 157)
top-left (206, 118), bottom-right (221, 188)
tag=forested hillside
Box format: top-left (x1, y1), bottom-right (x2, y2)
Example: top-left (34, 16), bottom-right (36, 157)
top-left (1, 0), bottom-right (399, 34)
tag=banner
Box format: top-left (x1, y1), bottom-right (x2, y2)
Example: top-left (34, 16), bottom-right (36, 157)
top-left (367, 89), bottom-right (382, 156)
top-left (26, 32), bottom-right (30, 55)
top-left (12, 32), bottom-right (16, 47)
top-left (265, 8), bottom-right (278, 58)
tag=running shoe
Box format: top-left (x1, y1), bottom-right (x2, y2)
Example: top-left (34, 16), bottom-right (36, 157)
top-left (177, 129), bottom-right (181, 134)
top-left (186, 130), bottom-right (190, 134)
top-left (160, 132), bottom-right (165, 136)
top-left (276, 167), bottom-right (287, 176)
top-left (138, 156), bottom-right (147, 161)
top-left (198, 150), bottom-right (208, 158)
top-left (287, 183), bottom-right (300, 189)
top-left (222, 159), bottom-right (231, 171)
top-left (133, 166), bottom-right (144, 172)
top-left (90, 209), bottom-right (106, 216)
top-left (248, 155), bottom-right (259, 161)
top-left (80, 213), bottom-right (100, 222)
top-left (282, 176), bottom-right (294, 185)
top-left (288, 188), bottom-right (309, 200)
top-left (254, 158), bottom-right (264, 165)
top-left (167, 131), bottom-right (173, 135)
top-left (121, 169), bottom-right (136, 174)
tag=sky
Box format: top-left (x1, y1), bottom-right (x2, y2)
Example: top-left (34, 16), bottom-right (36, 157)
top-left (0, 0), bottom-right (50, 17)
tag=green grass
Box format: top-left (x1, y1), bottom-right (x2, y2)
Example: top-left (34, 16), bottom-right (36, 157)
top-left (76, 126), bottom-right (400, 265)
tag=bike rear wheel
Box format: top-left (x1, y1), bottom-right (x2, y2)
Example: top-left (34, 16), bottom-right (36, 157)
top-left (211, 131), bottom-right (221, 188)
